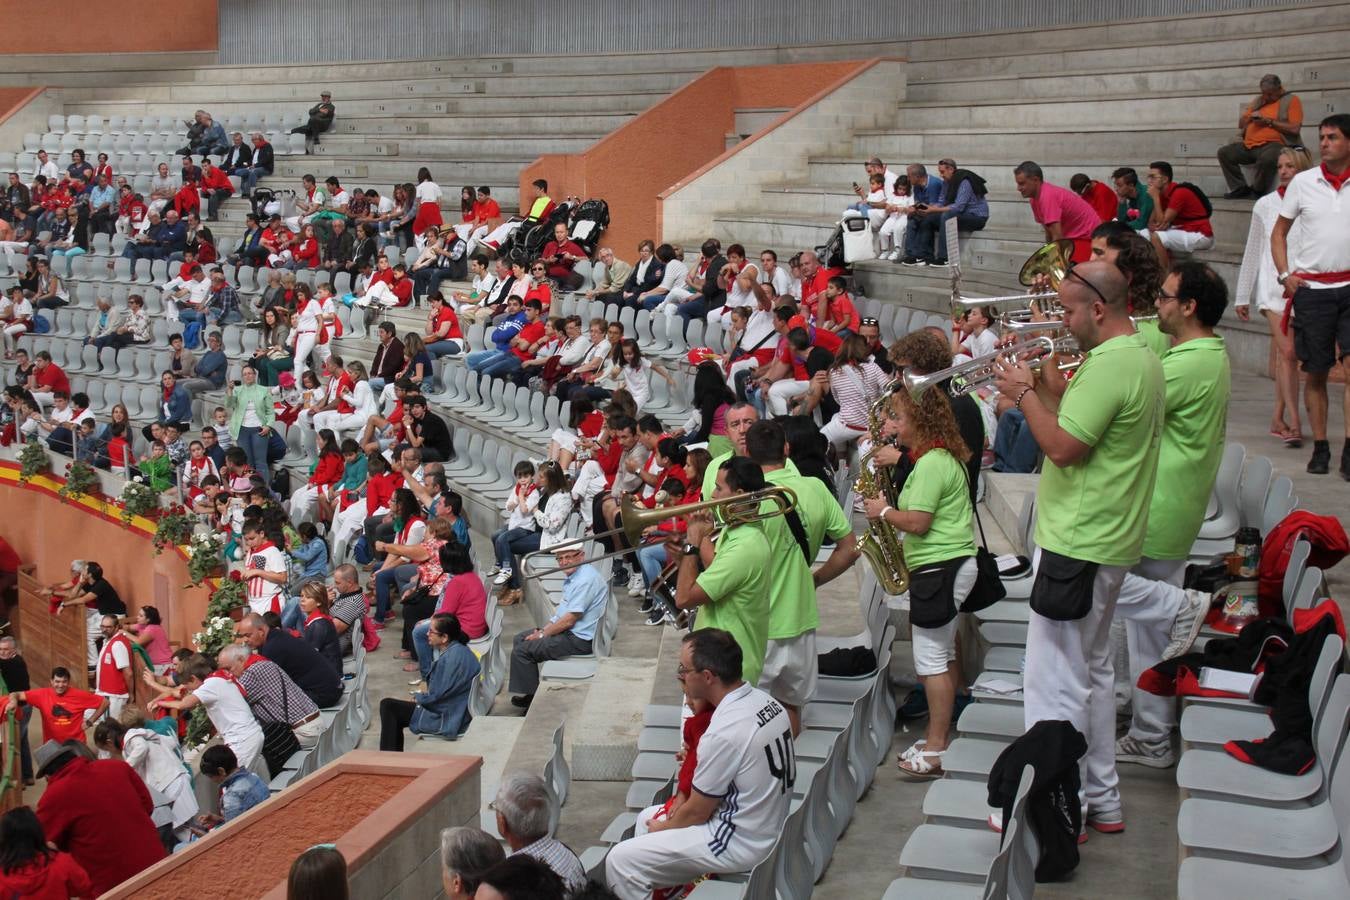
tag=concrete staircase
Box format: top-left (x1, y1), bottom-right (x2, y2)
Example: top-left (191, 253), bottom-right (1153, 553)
top-left (692, 1), bottom-right (1350, 374)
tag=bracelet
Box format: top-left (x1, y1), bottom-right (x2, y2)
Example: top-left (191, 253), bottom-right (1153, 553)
top-left (879, 505), bottom-right (893, 521)
top-left (1014, 386), bottom-right (1033, 409)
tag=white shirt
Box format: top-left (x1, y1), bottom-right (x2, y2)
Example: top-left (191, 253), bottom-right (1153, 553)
top-left (415, 181), bottom-right (443, 204)
top-left (581, 338), bottom-right (612, 367)
top-left (618, 358), bottom-right (653, 410)
top-left (533, 492), bottom-right (575, 546)
top-left (659, 258), bottom-right (689, 293)
top-left (295, 298), bottom-right (322, 333)
top-left (34, 160), bottom-right (59, 181)
top-left (759, 265), bottom-right (791, 297)
top-left (470, 272), bottom-right (497, 299)
top-left (150, 173), bottom-right (179, 197)
top-left (557, 335), bottom-right (591, 367)
top-left (343, 380), bottom-right (378, 418)
top-left (12, 297), bottom-right (32, 321)
top-left (165, 277), bottom-right (210, 307)
top-left (1280, 167), bottom-right (1350, 288)
top-left (246, 543), bottom-right (287, 614)
top-left (505, 484), bottom-right (541, 531)
top-left (328, 189), bottom-right (351, 211)
top-left (374, 196), bottom-right (395, 215)
top-left (691, 683), bottom-right (793, 862)
top-left (194, 675), bottom-right (264, 750)
top-left (740, 308), bottom-right (776, 351)
top-left (960, 328), bottom-right (998, 360)
top-left (881, 167), bottom-right (899, 195)
top-left (724, 263), bottom-right (759, 310)
top-left (634, 256), bottom-right (651, 285)
top-left (1237, 189), bottom-right (1307, 313)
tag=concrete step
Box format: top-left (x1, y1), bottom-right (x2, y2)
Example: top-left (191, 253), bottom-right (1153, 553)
top-left (903, 2), bottom-right (1348, 65)
top-left (308, 134), bottom-right (598, 158)
top-left (270, 157), bottom-right (532, 184)
top-left (905, 28), bottom-right (1350, 90)
top-left (845, 127), bottom-right (1247, 164)
top-left (328, 112), bottom-right (634, 138)
top-left (57, 69), bottom-right (695, 105)
top-left (63, 90), bottom-right (667, 119)
top-left (895, 87), bottom-right (1350, 131)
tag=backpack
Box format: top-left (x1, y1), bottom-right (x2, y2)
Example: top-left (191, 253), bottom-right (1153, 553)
top-left (182, 319), bottom-right (203, 349)
top-left (1175, 181), bottom-right (1214, 218)
top-left (31, 313), bottom-right (50, 334)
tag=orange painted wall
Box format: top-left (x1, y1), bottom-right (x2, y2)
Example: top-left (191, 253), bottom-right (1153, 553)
top-left (0, 1), bottom-right (218, 53)
top-left (522, 59), bottom-right (868, 255)
top-left (0, 478), bottom-right (209, 649)
top-left (0, 88), bottom-right (42, 127)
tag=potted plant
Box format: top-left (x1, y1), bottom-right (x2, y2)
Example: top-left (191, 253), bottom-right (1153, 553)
top-left (207, 571), bottom-right (249, 621)
top-left (16, 437), bottom-right (49, 484)
top-left (185, 530), bottom-right (226, 586)
top-left (152, 508), bottom-right (196, 554)
top-left (117, 478), bottom-right (160, 525)
top-left (58, 459), bottom-right (100, 502)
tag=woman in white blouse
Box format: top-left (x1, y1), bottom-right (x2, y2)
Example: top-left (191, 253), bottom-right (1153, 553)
top-left (291, 282), bottom-right (323, 381)
top-left (1235, 146), bottom-right (1313, 446)
top-left (413, 167), bottom-right (444, 237)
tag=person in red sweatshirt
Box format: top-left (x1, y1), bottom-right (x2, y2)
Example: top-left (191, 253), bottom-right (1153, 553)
top-left (1071, 173), bottom-right (1119, 223)
top-left (33, 741), bottom-right (166, 896)
top-left (0, 807), bottom-right (93, 900)
top-left (288, 427), bottom-right (345, 526)
top-left (198, 157), bottom-right (234, 221)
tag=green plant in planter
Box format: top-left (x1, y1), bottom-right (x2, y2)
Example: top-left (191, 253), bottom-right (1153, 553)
top-left (152, 509), bottom-right (196, 555)
top-left (184, 705), bottom-right (213, 750)
top-left (57, 459), bottom-right (100, 502)
top-left (16, 437), bottom-right (49, 484)
top-left (185, 530), bottom-right (226, 586)
top-left (207, 572), bottom-right (248, 620)
top-left (117, 479), bottom-right (160, 525)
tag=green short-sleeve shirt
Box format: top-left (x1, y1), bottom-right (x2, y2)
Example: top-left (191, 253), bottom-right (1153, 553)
top-left (896, 448), bottom-right (977, 568)
top-left (1142, 335), bottom-right (1231, 560)
top-left (696, 523), bottom-right (771, 684)
top-left (1034, 332), bottom-right (1165, 567)
top-left (764, 467), bottom-right (853, 559)
top-left (1136, 318), bottom-right (1172, 358)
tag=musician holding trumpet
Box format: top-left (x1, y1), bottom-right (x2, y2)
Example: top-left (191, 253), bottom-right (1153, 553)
top-left (990, 261), bottom-right (1164, 834)
top-left (863, 386), bottom-right (977, 780)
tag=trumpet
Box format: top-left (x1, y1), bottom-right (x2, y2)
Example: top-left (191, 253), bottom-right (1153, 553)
top-left (950, 239), bottom-right (1074, 319)
top-left (518, 486), bottom-right (798, 578)
top-left (904, 335), bottom-right (1081, 398)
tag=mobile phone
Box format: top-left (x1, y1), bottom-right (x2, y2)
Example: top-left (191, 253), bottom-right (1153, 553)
top-left (232, 380), bottom-right (242, 387)
top-left (915, 203), bottom-right (929, 211)
top-left (852, 182), bottom-right (861, 191)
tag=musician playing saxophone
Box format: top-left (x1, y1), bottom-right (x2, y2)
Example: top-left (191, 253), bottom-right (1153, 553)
top-left (991, 261), bottom-right (1164, 835)
top-left (863, 386), bottom-right (976, 780)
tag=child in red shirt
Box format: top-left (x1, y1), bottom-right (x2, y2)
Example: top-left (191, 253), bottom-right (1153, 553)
top-left (819, 275), bottom-right (861, 336)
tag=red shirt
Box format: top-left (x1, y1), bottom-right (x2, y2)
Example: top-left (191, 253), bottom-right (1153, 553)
top-left (3, 686), bottom-right (103, 743)
top-left (812, 327), bottom-right (843, 354)
top-left (676, 707), bottom-right (714, 797)
top-left (511, 319), bottom-right (546, 361)
top-left (431, 306), bottom-right (463, 341)
top-left (199, 166), bottom-right (233, 194)
top-left (0, 536), bottom-right (20, 572)
top-left (823, 292), bottom-right (861, 332)
top-left (36, 757), bottom-right (165, 896)
top-left (525, 281), bottom-right (553, 312)
top-left (473, 198), bottom-right (501, 224)
top-left (366, 470), bottom-right (403, 515)
top-left (542, 239), bottom-right (585, 278)
top-left (1162, 183), bottom-right (1213, 236)
top-left (33, 363), bottom-right (70, 395)
top-left (308, 452), bottom-right (344, 487)
top-left (1081, 180), bottom-right (1117, 222)
top-left (0, 851), bottom-right (92, 900)
top-left (173, 182), bottom-right (200, 217)
top-left (579, 410), bottom-right (604, 439)
top-left (291, 237), bottom-right (320, 268)
top-left (800, 266), bottom-right (844, 318)
top-left (775, 337), bottom-right (809, 380)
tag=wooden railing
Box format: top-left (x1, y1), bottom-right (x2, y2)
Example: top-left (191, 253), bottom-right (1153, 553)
top-left (14, 565), bottom-right (88, 691)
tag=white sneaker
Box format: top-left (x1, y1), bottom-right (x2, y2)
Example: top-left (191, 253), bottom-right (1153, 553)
top-left (486, 564), bottom-right (502, 577)
top-left (493, 568), bottom-right (512, 586)
top-left (626, 570), bottom-right (645, 597)
top-left (1115, 735), bottom-right (1176, 769)
top-left (1163, 588), bottom-right (1210, 660)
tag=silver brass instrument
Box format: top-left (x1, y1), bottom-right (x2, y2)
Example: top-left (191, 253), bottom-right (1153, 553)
top-left (519, 487), bottom-right (798, 578)
top-left (950, 240), bottom-right (1074, 320)
top-left (904, 335), bottom-right (1081, 398)
top-left (853, 383), bottom-right (910, 596)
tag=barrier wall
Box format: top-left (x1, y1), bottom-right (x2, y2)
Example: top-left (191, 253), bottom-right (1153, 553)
top-left (522, 59), bottom-right (871, 254)
top-left (0, 1), bottom-right (218, 54)
top-left (0, 462), bottom-right (209, 652)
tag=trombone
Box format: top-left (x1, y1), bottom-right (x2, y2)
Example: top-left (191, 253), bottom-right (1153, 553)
top-left (519, 486), bottom-right (798, 578)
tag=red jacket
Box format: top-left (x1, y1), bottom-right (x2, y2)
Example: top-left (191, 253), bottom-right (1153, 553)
top-left (199, 166), bottom-right (234, 194)
top-left (366, 471), bottom-right (403, 515)
top-left (0, 851), bottom-right (92, 900)
top-left (308, 452), bottom-right (344, 487)
top-left (173, 182), bottom-right (201, 217)
top-left (36, 757), bottom-right (166, 896)
top-left (1258, 510), bottom-right (1349, 618)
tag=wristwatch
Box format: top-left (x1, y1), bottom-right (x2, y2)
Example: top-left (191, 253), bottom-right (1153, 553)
top-left (681, 543), bottom-right (699, 557)
top-left (1277, 271), bottom-right (1292, 285)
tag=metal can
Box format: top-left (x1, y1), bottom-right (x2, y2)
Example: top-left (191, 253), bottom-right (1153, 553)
top-left (1234, 527), bottom-right (1261, 579)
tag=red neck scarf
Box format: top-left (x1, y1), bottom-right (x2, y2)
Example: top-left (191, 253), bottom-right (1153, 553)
top-left (207, 669), bottom-right (246, 698)
top-left (1322, 163), bottom-right (1350, 193)
top-left (304, 610), bottom-right (334, 628)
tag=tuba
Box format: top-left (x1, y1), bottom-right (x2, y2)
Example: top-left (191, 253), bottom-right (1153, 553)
top-left (853, 383), bottom-right (910, 595)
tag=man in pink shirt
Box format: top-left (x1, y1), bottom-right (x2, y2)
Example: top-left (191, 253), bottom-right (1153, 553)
top-left (1015, 161), bottom-right (1101, 262)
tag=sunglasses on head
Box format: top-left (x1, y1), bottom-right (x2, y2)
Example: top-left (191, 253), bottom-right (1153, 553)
top-left (1063, 264), bottom-right (1111, 307)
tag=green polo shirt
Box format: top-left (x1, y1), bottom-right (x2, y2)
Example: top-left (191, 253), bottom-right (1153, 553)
top-left (1034, 332), bottom-right (1164, 567)
top-left (702, 452), bottom-right (799, 499)
top-left (1136, 318), bottom-right (1171, 358)
top-left (696, 523), bottom-right (771, 684)
top-left (764, 466), bottom-right (852, 559)
top-left (1142, 335), bottom-right (1231, 560)
top-left (897, 448), bottom-right (976, 568)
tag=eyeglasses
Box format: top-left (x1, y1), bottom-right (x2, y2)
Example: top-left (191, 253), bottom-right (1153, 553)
top-left (1156, 292), bottom-right (1186, 305)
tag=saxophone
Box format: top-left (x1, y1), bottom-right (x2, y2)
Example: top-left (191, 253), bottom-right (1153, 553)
top-left (854, 382), bottom-right (910, 595)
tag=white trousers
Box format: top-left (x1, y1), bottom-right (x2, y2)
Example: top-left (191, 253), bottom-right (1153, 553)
top-left (819, 414), bottom-right (867, 453)
top-left (292, 332), bottom-right (317, 380)
top-left (267, 250), bottom-right (293, 267)
top-left (1023, 550), bottom-right (1129, 816)
top-left (1111, 557), bottom-right (1186, 743)
top-left (289, 483), bottom-right (320, 526)
top-left (86, 608), bottom-right (102, 668)
top-left (570, 462), bottom-right (609, 527)
top-left (605, 812), bottom-right (769, 900)
top-left (313, 410), bottom-right (367, 443)
top-left (3, 323), bottom-right (28, 354)
top-left (332, 502), bottom-right (385, 563)
top-left (878, 215), bottom-right (908, 251)
top-left (233, 729), bottom-right (268, 781)
top-left (358, 281), bottom-right (401, 307)
top-left (767, 379), bottom-right (810, 416)
top-left (292, 716), bottom-right (323, 749)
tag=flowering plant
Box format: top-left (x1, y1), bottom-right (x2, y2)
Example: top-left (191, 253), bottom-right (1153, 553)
top-left (58, 459), bottom-right (100, 502)
top-left (16, 437), bottom-right (49, 484)
top-left (184, 706), bottom-right (213, 750)
top-left (206, 571), bottom-right (248, 620)
top-left (193, 615), bottom-right (237, 660)
top-left (151, 507), bottom-right (196, 554)
top-left (185, 530), bottom-right (226, 586)
top-left (117, 478), bottom-right (159, 524)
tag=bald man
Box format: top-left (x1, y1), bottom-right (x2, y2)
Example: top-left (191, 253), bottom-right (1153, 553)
top-left (993, 261), bottom-right (1164, 836)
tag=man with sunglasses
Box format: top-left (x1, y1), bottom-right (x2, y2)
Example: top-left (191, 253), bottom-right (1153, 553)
top-left (993, 261), bottom-right (1164, 837)
top-left (606, 628), bottom-right (792, 900)
top-left (1109, 261), bottom-right (1231, 771)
